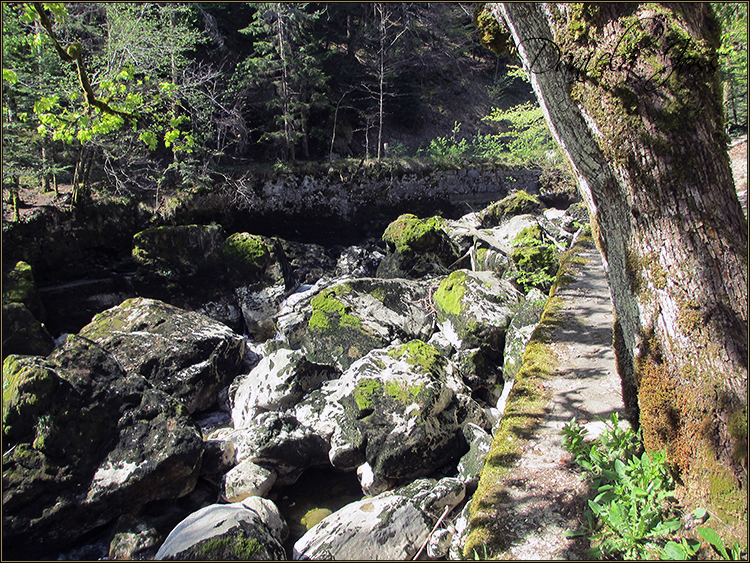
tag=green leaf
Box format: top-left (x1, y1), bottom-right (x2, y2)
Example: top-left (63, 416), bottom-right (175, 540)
top-left (692, 507), bottom-right (708, 521)
top-left (662, 541), bottom-right (686, 560)
top-left (697, 527), bottom-right (729, 559)
top-left (2, 68), bottom-right (18, 83)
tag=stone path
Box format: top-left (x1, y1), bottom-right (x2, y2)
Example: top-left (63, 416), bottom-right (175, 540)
top-left (491, 248), bottom-right (628, 560)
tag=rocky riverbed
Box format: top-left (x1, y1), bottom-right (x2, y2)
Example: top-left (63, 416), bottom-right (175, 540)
top-left (3, 190), bottom-right (590, 560)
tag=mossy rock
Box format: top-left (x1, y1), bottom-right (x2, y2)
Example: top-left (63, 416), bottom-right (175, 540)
top-left (433, 270), bottom-right (521, 353)
top-left (303, 308), bottom-right (381, 371)
top-left (387, 339), bottom-right (446, 377)
top-left (382, 214), bottom-right (446, 253)
top-left (479, 191), bottom-right (543, 228)
top-left (1, 303), bottom-right (55, 360)
top-left (2, 335), bottom-right (203, 559)
top-left (131, 224), bottom-right (226, 300)
top-left (221, 233), bottom-right (272, 283)
top-left (377, 214), bottom-right (460, 279)
top-left (2, 261), bottom-right (45, 320)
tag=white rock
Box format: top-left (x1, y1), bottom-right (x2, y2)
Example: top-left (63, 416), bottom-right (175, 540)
top-left (221, 460), bottom-right (277, 502)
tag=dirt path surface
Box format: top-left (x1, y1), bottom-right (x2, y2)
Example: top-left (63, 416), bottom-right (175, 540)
top-left (491, 248), bottom-right (628, 560)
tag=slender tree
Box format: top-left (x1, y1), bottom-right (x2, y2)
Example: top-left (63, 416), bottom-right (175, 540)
top-left (489, 2), bottom-right (747, 530)
top-left (239, 3), bottom-right (328, 161)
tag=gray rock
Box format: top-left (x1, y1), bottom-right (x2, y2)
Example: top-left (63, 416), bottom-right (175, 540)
top-left (292, 477), bottom-right (464, 560)
top-left (235, 283), bottom-right (287, 342)
top-left (154, 497), bottom-right (288, 560)
top-left (230, 348), bottom-right (338, 430)
top-left (457, 423), bottom-right (493, 487)
top-left (503, 288), bottom-right (547, 382)
top-left (309, 341), bottom-right (477, 480)
top-left (299, 277), bottom-right (435, 371)
top-left (1, 336), bottom-right (203, 559)
top-left (433, 270), bottom-right (522, 354)
top-left (1, 303), bottom-right (55, 359)
top-left (427, 528), bottom-right (453, 558)
top-left (78, 297), bottom-right (246, 413)
top-left (234, 412), bottom-right (330, 485)
top-left (376, 214), bottom-right (461, 279)
top-left (221, 460), bottom-right (277, 502)
top-left (449, 501), bottom-right (473, 560)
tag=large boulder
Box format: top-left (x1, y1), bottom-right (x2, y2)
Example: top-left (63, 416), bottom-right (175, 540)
top-left (2, 260), bottom-right (46, 321)
top-left (293, 477), bottom-right (465, 560)
top-left (1, 336), bottom-right (203, 559)
top-left (78, 297), bottom-right (246, 413)
top-left (230, 348), bottom-right (338, 430)
top-left (296, 340), bottom-right (487, 481)
top-left (221, 460), bottom-right (277, 503)
top-left (299, 278), bottom-right (435, 371)
top-left (1, 302), bottom-right (55, 359)
top-left (433, 269), bottom-right (522, 354)
top-left (478, 190), bottom-right (543, 228)
top-left (233, 412), bottom-right (331, 485)
top-left (376, 214), bottom-right (460, 279)
top-left (155, 497), bottom-right (288, 560)
top-left (2, 261), bottom-right (54, 359)
top-left (132, 224), bottom-right (226, 301)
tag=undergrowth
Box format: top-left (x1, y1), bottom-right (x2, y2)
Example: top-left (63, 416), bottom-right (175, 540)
top-left (562, 414), bottom-right (747, 560)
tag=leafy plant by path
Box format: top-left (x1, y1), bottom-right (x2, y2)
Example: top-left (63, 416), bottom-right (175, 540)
top-left (562, 414), bottom-right (747, 560)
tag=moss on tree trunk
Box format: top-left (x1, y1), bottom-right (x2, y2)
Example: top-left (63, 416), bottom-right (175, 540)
top-left (494, 1), bottom-right (747, 540)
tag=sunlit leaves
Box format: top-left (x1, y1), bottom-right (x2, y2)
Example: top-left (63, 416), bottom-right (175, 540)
top-left (139, 130), bottom-right (158, 151)
top-left (3, 68), bottom-right (18, 83)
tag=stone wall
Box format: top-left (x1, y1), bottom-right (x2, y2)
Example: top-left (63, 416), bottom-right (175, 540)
top-left (242, 165), bottom-right (542, 221)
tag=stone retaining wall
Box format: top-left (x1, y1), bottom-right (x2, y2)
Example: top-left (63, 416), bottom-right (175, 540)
top-left (245, 166), bottom-right (542, 221)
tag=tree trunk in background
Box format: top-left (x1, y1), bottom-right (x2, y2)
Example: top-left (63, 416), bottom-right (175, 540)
top-left (495, 2), bottom-right (747, 527)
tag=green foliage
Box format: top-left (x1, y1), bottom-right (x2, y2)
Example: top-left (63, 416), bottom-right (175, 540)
top-left (561, 414), bottom-right (747, 560)
top-left (481, 101), bottom-right (561, 164)
top-left (510, 225), bottom-right (559, 292)
top-left (697, 526), bottom-right (745, 560)
top-left (713, 3), bottom-right (748, 133)
top-left (419, 121), bottom-right (473, 166)
top-left (417, 101), bottom-right (564, 168)
top-left (238, 3), bottom-right (329, 161)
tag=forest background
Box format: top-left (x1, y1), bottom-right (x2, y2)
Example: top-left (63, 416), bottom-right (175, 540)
top-left (2, 2), bottom-right (745, 216)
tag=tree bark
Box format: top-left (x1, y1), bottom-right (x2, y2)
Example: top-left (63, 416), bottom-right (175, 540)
top-left (495, 2), bottom-right (747, 517)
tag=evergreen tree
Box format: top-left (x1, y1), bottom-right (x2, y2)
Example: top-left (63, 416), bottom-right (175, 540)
top-left (238, 3), bottom-right (328, 160)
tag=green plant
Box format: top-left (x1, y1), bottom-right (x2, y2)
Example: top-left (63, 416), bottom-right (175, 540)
top-left (510, 225), bottom-right (559, 293)
top-left (562, 414), bottom-right (748, 560)
top-left (419, 121), bottom-right (473, 166)
top-left (697, 526), bottom-right (746, 560)
top-left (562, 414), bottom-right (681, 559)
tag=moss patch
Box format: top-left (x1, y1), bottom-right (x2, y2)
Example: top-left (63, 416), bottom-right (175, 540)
top-left (387, 340), bottom-right (445, 377)
top-left (354, 378), bottom-right (382, 411)
top-left (221, 232), bottom-right (271, 278)
top-left (480, 191), bottom-right (542, 227)
top-left (2, 261), bottom-right (36, 306)
top-left (308, 285), bottom-right (361, 332)
top-left (198, 535), bottom-right (262, 559)
top-left (433, 270), bottom-right (467, 317)
top-left (301, 507), bottom-right (332, 530)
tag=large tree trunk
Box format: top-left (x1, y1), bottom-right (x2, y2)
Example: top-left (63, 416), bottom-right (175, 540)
top-left (494, 2), bottom-right (747, 525)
